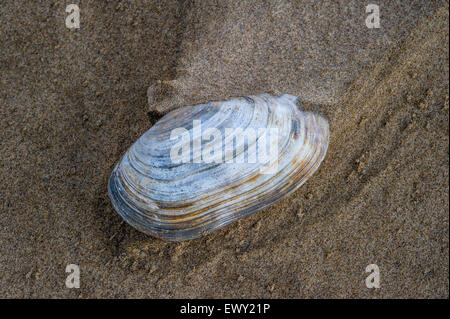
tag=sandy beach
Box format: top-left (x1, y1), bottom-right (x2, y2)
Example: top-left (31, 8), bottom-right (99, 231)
top-left (0, 1), bottom-right (448, 298)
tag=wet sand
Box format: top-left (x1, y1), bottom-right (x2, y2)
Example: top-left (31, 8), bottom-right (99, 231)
top-left (0, 1), bottom-right (448, 298)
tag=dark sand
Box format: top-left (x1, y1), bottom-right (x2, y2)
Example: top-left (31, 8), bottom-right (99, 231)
top-left (0, 1), bottom-right (448, 298)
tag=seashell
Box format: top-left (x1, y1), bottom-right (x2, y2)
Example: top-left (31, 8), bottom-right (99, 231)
top-left (108, 94), bottom-right (329, 241)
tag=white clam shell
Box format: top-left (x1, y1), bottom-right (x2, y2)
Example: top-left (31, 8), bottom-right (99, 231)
top-left (108, 94), bottom-right (329, 241)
